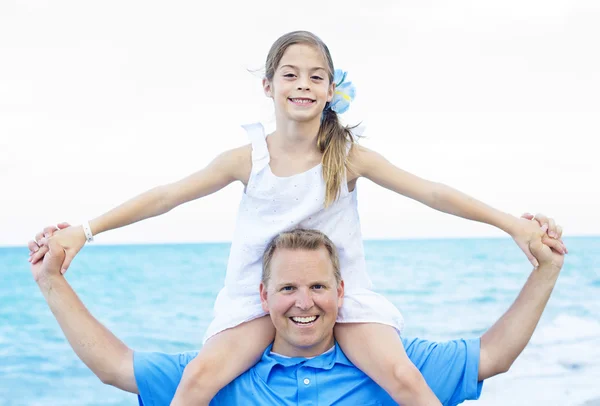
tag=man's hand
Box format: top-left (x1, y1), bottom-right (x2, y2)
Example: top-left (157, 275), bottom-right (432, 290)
top-left (528, 216), bottom-right (565, 271)
top-left (29, 221), bottom-right (85, 274)
top-left (28, 236), bottom-right (65, 283)
top-left (511, 212), bottom-right (567, 268)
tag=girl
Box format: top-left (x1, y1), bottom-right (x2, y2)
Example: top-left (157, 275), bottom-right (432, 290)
top-left (30, 31), bottom-right (565, 405)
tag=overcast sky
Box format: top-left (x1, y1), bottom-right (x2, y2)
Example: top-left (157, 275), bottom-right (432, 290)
top-left (1, 0), bottom-right (598, 246)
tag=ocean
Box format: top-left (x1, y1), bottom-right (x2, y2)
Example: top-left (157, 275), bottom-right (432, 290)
top-left (1, 237), bottom-right (598, 405)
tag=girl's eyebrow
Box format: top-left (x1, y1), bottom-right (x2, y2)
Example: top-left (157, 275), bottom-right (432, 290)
top-left (279, 64), bottom-right (327, 72)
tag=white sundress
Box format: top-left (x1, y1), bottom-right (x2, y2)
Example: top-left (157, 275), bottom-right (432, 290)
top-left (203, 123), bottom-right (404, 342)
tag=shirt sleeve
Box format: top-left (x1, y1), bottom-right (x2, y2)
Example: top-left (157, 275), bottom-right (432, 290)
top-left (403, 337), bottom-right (483, 406)
top-left (133, 351), bottom-right (197, 406)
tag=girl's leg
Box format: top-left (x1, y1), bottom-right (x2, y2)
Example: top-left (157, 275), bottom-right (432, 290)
top-left (171, 316), bottom-right (275, 406)
top-left (335, 322), bottom-right (441, 406)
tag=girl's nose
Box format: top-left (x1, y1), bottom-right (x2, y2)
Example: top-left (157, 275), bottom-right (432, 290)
top-left (297, 76), bottom-right (310, 91)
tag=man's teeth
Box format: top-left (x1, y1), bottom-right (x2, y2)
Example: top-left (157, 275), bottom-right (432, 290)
top-left (290, 98), bottom-right (314, 104)
top-left (292, 316), bottom-right (317, 323)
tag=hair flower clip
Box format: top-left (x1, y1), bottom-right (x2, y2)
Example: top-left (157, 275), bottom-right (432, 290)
top-left (328, 69), bottom-right (356, 114)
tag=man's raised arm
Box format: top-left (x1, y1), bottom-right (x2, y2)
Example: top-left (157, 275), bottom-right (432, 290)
top-left (29, 237), bottom-right (138, 393)
top-left (478, 219), bottom-right (565, 380)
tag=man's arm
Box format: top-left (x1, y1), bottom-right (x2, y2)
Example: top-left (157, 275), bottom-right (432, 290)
top-left (478, 231), bottom-right (564, 380)
top-left (31, 239), bottom-right (138, 393)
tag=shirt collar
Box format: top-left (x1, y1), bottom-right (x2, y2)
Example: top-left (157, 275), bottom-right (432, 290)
top-left (255, 342), bottom-right (353, 382)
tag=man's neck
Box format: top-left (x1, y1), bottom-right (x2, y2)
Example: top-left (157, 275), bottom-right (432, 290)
top-left (270, 344), bottom-right (336, 359)
top-left (270, 336), bottom-right (336, 358)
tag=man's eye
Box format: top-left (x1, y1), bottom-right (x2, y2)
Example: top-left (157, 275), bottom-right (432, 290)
top-left (312, 284), bottom-right (324, 290)
top-left (281, 286), bottom-right (294, 291)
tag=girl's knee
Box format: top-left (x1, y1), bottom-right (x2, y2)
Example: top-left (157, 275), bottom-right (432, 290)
top-left (391, 362), bottom-right (426, 390)
top-left (183, 353), bottom-right (221, 380)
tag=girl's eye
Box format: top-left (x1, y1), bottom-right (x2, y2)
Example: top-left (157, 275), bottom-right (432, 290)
top-left (311, 76), bottom-right (323, 80)
top-left (283, 73), bottom-right (296, 78)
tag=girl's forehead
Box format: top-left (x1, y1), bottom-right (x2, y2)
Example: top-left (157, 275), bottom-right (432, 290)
top-left (278, 44), bottom-right (329, 69)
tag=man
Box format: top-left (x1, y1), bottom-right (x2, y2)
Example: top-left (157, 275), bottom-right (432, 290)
top-left (29, 217), bottom-right (564, 405)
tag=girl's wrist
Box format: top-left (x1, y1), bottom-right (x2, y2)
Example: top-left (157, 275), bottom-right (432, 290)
top-left (88, 219), bottom-right (102, 236)
top-left (495, 212), bottom-right (519, 236)
top-left (82, 222), bottom-right (94, 243)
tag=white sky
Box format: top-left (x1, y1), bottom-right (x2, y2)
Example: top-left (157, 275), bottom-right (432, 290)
top-left (1, 0), bottom-right (598, 246)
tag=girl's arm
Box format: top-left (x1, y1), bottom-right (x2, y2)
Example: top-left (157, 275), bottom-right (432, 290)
top-left (90, 145), bottom-right (251, 235)
top-left (30, 145), bottom-right (252, 271)
top-left (349, 145), bottom-right (515, 231)
top-left (348, 145), bottom-right (565, 266)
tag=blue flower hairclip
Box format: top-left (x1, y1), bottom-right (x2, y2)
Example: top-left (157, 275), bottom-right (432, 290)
top-left (327, 69), bottom-right (356, 114)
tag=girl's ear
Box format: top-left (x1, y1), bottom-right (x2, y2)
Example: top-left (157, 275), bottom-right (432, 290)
top-left (263, 78), bottom-right (273, 98)
top-left (327, 82), bottom-right (335, 102)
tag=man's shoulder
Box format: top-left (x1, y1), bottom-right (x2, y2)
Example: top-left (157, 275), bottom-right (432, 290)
top-left (402, 337), bottom-right (484, 405)
top-left (134, 351), bottom-right (199, 406)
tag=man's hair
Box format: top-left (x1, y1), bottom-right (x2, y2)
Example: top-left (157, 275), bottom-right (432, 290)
top-left (262, 228), bottom-right (341, 287)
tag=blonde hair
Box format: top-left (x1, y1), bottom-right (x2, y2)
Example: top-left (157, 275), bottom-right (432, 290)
top-left (264, 30), bottom-right (359, 206)
top-left (262, 228), bottom-right (341, 287)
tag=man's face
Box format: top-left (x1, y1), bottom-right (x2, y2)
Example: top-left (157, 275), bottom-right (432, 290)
top-left (260, 247), bottom-right (344, 358)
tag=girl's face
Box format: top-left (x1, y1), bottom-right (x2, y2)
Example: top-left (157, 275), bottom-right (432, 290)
top-left (264, 44), bottom-right (335, 124)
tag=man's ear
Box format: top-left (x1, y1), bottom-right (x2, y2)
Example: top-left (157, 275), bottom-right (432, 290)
top-left (327, 82), bottom-right (335, 102)
top-left (263, 78), bottom-right (273, 98)
top-left (337, 280), bottom-right (344, 309)
top-left (260, 282), bottom-right (269, 313)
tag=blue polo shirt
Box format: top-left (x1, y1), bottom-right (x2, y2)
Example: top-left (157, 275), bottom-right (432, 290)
top-left (134, 337), bottom-right (482, 405)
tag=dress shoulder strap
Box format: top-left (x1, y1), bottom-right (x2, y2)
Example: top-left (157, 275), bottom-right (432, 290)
top-left (241, 122), bottom-right (270, 173)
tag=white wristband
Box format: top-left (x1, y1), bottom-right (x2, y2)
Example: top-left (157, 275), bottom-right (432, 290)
top-left (82, 221), bottom-right (94, 243)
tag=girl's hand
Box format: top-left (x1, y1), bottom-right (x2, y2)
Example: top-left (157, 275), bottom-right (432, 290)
top-left (28, 222), bottom-right (86, 274)
top-left (512, 213), bottom-right (567, 268)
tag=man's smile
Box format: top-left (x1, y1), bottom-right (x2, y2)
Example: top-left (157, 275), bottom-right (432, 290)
top-left (290, 315), bottom-right (319, 326)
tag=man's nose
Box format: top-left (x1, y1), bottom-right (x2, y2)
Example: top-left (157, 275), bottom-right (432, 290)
top-left (295, 289), bottom-right (314, 310)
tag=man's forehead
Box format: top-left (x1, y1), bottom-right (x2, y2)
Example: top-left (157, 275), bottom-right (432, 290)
top-left (270, 247), bottom-right (335, 280)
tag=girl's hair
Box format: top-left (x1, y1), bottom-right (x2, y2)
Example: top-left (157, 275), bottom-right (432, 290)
top-left (262, 228), bottom-right (341, 288)
top-left (264, 31), bottom-right (359, 207)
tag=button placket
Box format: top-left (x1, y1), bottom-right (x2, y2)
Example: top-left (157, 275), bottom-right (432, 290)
top-left (297, 366), bottom-right (317, 406)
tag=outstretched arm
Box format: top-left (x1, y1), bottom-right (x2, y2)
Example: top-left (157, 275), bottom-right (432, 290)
top-left (478, 218), bottom-right (565, 380)
top-left (29, 145), bottom-right (252, 272)
top-left (29, 238), bottom-right (138, 393)
top-left (349, 145), bottom-right (566, 266)
top-left (87, 145), bottom-right (252, 236)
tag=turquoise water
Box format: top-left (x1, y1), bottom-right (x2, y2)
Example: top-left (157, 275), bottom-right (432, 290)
top-left (1, 237), bottom-right (599, 405)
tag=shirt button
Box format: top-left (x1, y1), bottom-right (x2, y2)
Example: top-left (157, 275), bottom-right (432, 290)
top-left (303, 378), bottom-right (310, 385)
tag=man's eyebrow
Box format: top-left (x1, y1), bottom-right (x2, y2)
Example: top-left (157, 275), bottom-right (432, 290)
top-left (274, 280), bottom-right (332, 289)
top-left (311, 280), bottom-right (331, 286)
top-left (279, 64), bottom-right (327, 72)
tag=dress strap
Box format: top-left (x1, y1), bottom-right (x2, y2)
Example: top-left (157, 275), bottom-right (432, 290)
top-left (341, 125), bottom-right (365, 195)
top-left (241, 122), bottom-right (270, 173)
